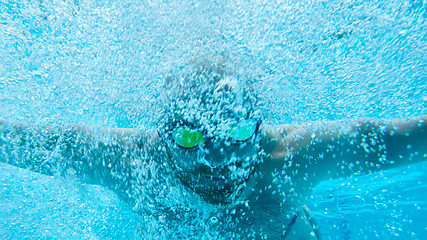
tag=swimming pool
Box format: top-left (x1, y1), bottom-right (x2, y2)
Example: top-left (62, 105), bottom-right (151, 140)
top-left (1, 0), bottom-right (426, 239)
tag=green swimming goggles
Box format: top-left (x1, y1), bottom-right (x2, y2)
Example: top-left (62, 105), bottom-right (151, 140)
top-left (171, 119), bottom-right (259, 149)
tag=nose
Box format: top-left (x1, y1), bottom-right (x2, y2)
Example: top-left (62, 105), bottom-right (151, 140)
top-left (199, 139), bottom-right (231, 168)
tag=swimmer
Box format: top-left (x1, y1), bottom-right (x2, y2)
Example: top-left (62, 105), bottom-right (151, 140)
top-left (1, 56), bottom-right (426, 239)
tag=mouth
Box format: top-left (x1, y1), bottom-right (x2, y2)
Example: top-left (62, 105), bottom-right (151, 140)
top-left (199, 174), bottom-right (225, 180)
top-left (196, 173), bottom-right (231, 186)
top-left (194, 171), bottom-right (249, 193)
top-left (177, 170), bottom-right (250, 205)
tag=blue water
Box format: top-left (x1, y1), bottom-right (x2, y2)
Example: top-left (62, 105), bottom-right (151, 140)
top-left (1, 0), bottom-right (426, 239)
top-left (309, 163), bottom-right (427, 239)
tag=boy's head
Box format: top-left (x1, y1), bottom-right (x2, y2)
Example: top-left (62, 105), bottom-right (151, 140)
top-left (158, 55), bottom-right (262, 204)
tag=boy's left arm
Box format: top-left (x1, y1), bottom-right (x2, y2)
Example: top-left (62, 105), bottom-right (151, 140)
top-left (309, 114), bottom-right (427, 182)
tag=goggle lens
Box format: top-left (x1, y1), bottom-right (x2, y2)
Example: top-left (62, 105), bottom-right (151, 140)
top-left (172, 128), bottom-right (205, 148)
top-left (228, 119), bottom-right (258, 141)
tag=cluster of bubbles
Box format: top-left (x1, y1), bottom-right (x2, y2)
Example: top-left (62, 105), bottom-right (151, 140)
top-left (1, 0), bottom-right (425, 126)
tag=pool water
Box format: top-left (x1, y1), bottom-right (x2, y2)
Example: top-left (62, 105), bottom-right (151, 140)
top-left (309, 163), bottom-right (427, 239)
top-left (1, 161), bottom-right (426, 239)
top-left (1, 0), bottom-right (426, 239)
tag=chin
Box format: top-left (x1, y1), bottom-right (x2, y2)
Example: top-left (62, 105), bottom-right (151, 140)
top-left (192, 184), bottom-right (239, 205)
top-left (180, 174), bottom-right (245, 205)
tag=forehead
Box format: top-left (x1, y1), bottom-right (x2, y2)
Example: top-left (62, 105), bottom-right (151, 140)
top-left (171, 96), bottom-right (249, 130)
top-left (160, 63), bottom-right (260, 132)
top-left (171, 75), bottom-right (251, 121)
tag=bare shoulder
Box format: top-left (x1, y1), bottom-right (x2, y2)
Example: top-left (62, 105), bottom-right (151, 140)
top-left (111, 127), bottom-right (158, 140)
top-left (67, 125), bottom-right (161, 152)
top-left (260, 123), bottom-right (313, 160)
top-left (110, 127), bottom-right (161, 150)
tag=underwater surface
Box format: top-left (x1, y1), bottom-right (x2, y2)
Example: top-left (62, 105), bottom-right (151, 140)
top-left (0, 0), bottom-right (426, 239)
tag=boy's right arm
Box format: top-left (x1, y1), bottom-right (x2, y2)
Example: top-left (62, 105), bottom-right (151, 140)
top-left (0, 120), bottom-right (160, 198)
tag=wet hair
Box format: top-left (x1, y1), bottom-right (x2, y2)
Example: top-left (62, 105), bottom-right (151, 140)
top-left (157, 54), bottom-right (260, 133)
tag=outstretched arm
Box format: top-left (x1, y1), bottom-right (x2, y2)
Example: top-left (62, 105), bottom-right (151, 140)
top-left (315, 115), bottom-right (427, 181)
top-left (263, 115), bottom-right (427, 185)
top-left (0, 120), bottom-right (159, 199)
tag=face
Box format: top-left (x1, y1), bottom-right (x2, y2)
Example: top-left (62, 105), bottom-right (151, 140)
top-left (160, 65), bottom-right (261, 204)
top-left (164, 118), bottom-right (261, 204)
